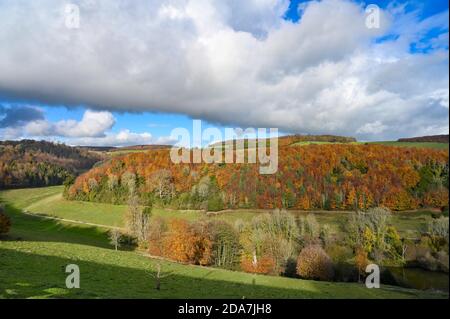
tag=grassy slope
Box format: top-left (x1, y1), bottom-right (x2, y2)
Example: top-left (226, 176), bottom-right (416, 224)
top-left (1, 204), bottom-right (446, 299)
top-left (367, 141), bottom-right (449, 150)
top-left (1, 188), bottom-right (448, 299)
top-left (290, 141), bottom-right (449, 150)
top-left (0, 187), bottom-right (436, 240)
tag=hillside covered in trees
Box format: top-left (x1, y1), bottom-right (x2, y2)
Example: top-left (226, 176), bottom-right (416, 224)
top-left (0, 140), bottom-right (103, 189)
top-left (398, 135), bottom-right (449, 143)
top-left (66, 143), bottom-right (449, 211)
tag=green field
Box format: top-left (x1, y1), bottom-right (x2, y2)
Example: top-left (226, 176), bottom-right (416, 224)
top-left (0, 187), bottom-right (436, 239)
top-left (290, 141), bottom-right (448, 150)
top-left (1, 187), bottom-right (447, 299)
top-left (367, 141), bottom-right (449, 150)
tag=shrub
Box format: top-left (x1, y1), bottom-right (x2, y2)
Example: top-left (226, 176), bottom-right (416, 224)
top-left (240, 255), bottom-right (276, 274)
top-left (354, 247), bottom-right (369, 280)
top-left (326, 244), bottom-right (353, 264)
top-left (428, 217), bottom-right (449, 244)
top-left (436, 250), bottom-right (449, 273)
top-left (207, 194), bottom-right (224, 211)
top-left (442, 205), bottom-right (449, 217)
top-left (296, 245), bottom-right (334, 281)
top-left (148, 217), bottom-right (167, 256)
top-left (163, 219), bottom-right (213, 265)
top-left (0, 206), bottom-right (11, 236)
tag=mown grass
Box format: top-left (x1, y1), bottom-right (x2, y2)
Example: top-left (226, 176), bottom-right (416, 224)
top-left (1, 205), bottom-right (446, 299)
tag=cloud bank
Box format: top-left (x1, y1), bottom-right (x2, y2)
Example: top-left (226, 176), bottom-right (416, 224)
top-left (0, 107), bottom-right (174, 147)
top-left (0, 0), bottom-right (448, 140)
top-left (24, 110), bottom-right (115, 138)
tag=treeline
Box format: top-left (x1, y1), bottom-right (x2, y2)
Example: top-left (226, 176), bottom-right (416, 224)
top-left (66, 144), bottom-right (449, 211)
top-left (119, 207), bottom-right (449, 281)
top-left (213, 134), bottom-right (357, 149)
top-left (398, 135), bottom-right (449, 143)
top-left (287, 134), bottom-right (357, 143)
top-left (0, 140), bottom-right (103, 189)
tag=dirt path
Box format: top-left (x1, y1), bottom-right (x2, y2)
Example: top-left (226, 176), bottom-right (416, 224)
top-left (21, 211), bottom-right (122, 230)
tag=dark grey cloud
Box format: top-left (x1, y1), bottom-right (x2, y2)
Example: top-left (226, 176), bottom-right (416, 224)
top-left (0, 105), bottom-right (44, 128)
top-left (0, 0), bottom-right (448, 140)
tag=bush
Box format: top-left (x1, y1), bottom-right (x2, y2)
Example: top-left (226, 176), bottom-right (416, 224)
top-left (442, 205), bottom-right (449, 217)
top-left (240, 255), bottom-right (276, 274)
top-left (428, 217), bottom-right (449, 244)
top-left (0, 206), bottom-right (11, 236)
top-left (296, 245), bottom-right (334, 281)
top-left (207, 194), bottom-right (224, 211)
top-left (163, 219), bottom-right (213, 265)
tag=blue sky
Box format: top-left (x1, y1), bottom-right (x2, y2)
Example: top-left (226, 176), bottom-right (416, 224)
top-left (0, 0), bottom-right (448, 146)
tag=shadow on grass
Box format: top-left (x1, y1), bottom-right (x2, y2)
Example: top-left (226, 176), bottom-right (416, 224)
top-left (1, 203), bottom-right (120, 250)
top-left (0, 247), bottom-right (439, 299)
top-left (1, 200), bottom-right (447, 299)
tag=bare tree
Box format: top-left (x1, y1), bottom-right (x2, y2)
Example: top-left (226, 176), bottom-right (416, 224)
top-left (109, 228), bottom-right (122, 251)
top-left (150, 169), bottom-right (174, 200)
top-left (148, 263), bottom-right (172, 291)
top-left (125, 194), bottom-right (151, 244)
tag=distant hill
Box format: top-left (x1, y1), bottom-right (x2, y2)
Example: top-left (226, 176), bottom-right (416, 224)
top-left (68, 143), bottom-right (448, 211)
top-left (117, 144), bottom-right (172, 151)
top-left (212, 134), bottom-right (357, 149)
top-left (398, 135), bottom-right (449, 143)
top-left (79, 144), bottom-right (172, 153)
top-left (0, 140), bottom-right (103, 189)
top-left (77, 146), bottom-right (117, 152)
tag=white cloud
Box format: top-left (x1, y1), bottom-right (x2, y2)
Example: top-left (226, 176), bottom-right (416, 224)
top-left (357, 121), bottom-right (387, 134)
top-left (25, 110), bottom-right (115, 137)
top-left (68, 129), bottom-right (177, 147)
top-left (0, 127), bottom-right (23, 140)
top-left (0, 0), bottom-right (448, 140)
top-left (1, 108), bottom-right (176, 147)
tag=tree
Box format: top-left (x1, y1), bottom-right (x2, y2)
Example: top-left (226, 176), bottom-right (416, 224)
top-left (428, 217), bottom-right (449, 242)
top-left (244, 210), bottom-right (299, 274)
top-left (109, 228), bottom-right (122, 251)
top-left (148, 263), bottom-right (172, 291)
top-left (0, 206), bottom-right (11, 236)
top-left (148, 217), bottom-right (167, 256)
top-left (125, 194), bottom-right (151, 245)
top-left (150, 169), bottom-right (174, 200)
top-left (354, 248), bottom-right (369, 282)
top-left (346, 207), bottom-right (396, 264)
top-left (296, 245), bottom-right (334, 281)
top-left (122, 171), bottom-right (137, 196)
top-left (299, 214), bottom-right (320, 241)
top-left (163, 219), bottom-right (213, 265)
top-left (209, 220), bottom-right (240, 269)
top-left (427, 217), bottom-right (449, 249)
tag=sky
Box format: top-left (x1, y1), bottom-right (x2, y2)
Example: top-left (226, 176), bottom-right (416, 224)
top-left (0, 0), bottom-right (448, 147)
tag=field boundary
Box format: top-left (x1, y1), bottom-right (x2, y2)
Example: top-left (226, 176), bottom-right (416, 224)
top-left (21, 210), bottom-right (122, 230)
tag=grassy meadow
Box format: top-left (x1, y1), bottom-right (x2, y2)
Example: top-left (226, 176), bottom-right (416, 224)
top-left (0, 187), bottom-right (438, 239)
top-left (1, 187), bottom-right (448, 299)
top-left (1, 187), bottom-right (447, 299)
top-left (290, 140), bottom-right (449, 150)
top-left (367, 141), bottom-right (449, 150)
